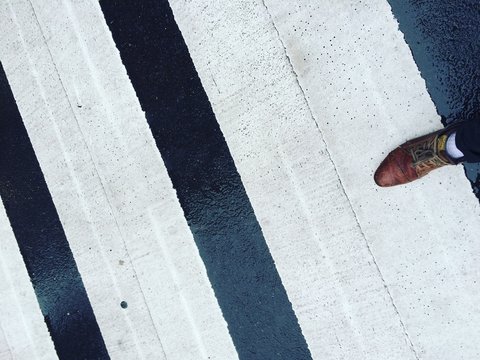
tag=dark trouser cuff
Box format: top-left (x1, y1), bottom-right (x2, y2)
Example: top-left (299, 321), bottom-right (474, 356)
top-left (454, 120), bottom-right (480, 163)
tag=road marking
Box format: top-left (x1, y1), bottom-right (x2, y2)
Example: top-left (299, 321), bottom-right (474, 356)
top-left (0, 61), bottom-right (109, 359)
top-left (99, 0), bottom-right (312, 358)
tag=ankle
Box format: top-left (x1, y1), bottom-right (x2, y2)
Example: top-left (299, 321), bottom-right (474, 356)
top-left (445, 132), bottom-right (464, 160)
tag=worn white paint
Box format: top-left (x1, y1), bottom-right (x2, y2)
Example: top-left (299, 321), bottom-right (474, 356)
top-left (169, 0), bottom-right (480, 359)
top-left (0, 0), bottom-right (237, 359)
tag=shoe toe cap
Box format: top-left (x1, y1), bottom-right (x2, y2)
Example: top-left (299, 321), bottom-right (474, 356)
top-left (374, 149), bottom-right (414, 187)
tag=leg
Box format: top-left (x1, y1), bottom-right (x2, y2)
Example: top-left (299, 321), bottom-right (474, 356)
top-left (455, 119), bottom-right (480, 163)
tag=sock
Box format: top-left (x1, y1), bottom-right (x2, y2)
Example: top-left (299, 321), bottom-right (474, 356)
top-left (446, 132), bottom-right (464, 159)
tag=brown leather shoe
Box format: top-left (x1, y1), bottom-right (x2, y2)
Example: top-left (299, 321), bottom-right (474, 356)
top-left (374, 124), bottom-right (462, 187)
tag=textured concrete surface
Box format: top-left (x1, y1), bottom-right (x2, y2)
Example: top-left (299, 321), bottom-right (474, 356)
top-left (99, 1), bottom-right (312, 358)
top-left (170, 0), bottom-right (480, 359)
top-left (0, 0), bottom-right (479, 359)
top-left (0, 0), bottom-right (236, 358)
top-left (259, 1), bottom-right (480, 358)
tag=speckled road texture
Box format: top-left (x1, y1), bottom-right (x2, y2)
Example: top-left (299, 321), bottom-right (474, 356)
top-left (0, 0), bottom-right (480, 359)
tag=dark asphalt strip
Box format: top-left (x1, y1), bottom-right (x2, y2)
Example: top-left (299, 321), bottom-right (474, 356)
top-left (387, 0), bottom-right (480, 196)
top-left (99, 1), bottom-right (312, 359)
top-left (0, 63), bottom-right (109, 360)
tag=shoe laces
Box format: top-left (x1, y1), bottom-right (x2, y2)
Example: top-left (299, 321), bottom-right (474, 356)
top-left (410, 136), bottom-right (449, 171)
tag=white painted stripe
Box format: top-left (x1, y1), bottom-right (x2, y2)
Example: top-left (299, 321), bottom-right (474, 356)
top-left (262, 1), bottom-right (480, 359)
top-left (0, 202), bottom-right (58, 360)
top-left (1, 3), bottom-right (154, 358)
top-left (0, 325), bottom-right (12, 360)
top-left (0, 0), bottom-right (237, 359)
top-left (168, 1), bottom-right (419, 359)
top-left (170, 0), bottom-right (480, 358)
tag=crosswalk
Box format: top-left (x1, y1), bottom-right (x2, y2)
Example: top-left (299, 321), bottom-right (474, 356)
top-left (0, 0), bottom-right (479, 359)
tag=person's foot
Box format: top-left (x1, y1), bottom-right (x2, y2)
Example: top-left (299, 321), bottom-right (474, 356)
top-left (374, 125), bottom-right (462, 187)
